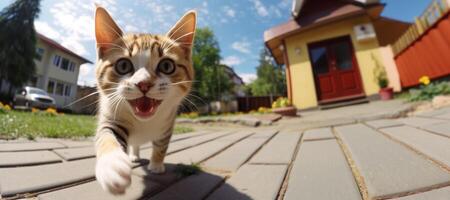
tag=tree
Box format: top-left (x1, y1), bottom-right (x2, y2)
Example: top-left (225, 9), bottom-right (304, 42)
top-left (248, 48), bottom-right (286, 97)
top-left (191, 27), bottom-right (233, 103)
top-left (0, 0), bottom-right (41, 95)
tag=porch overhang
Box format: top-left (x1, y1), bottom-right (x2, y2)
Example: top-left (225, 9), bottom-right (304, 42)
top-left (264, 3), bottom-right (385, 65)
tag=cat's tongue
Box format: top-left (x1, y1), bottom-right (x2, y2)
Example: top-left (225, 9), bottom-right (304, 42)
top-left (128, 97), bottom-right (162, 118)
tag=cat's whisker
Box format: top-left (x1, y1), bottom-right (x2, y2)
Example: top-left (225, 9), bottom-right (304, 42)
top-left (182, 97), bottom-right (199, 112)
top-left (163, 31), bottom-right (195, 53)
top-left (168, 80), bottom-right (195, 86)
top-left (100, 21), bottom-right (131, 52)
top-left (113, 97), bottom-right (124, 121)
top-left (64, 88), bottom-right (117, 108)
top-left (186, 94), bottom-right (207, 106)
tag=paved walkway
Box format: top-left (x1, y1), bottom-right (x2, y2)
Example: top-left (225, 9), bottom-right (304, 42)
top-left (1, 105), bottom-right (450, 200)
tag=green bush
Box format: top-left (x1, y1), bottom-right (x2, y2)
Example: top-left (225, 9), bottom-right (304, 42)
top-left (408, 82), bottom-right (450, 102)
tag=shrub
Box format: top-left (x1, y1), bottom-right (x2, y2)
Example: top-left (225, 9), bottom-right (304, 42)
top-left (408, 81), bottom-right (450, 102)
top-left (272, 97), bottom-right (292, 109)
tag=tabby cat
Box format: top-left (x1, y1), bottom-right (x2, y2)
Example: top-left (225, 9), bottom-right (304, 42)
top-left (93, 6), bottom-right (196, 194)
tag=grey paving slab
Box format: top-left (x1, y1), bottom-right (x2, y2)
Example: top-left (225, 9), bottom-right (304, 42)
top-left (203, 130), bottom-right (276, 171)
top-left (37, 138), bottom-right (93, 148)
top-left (0, 142), bottom-right (65, 152)
top-left (139, 131), bottom-right (231, 158)
top-left (392, 187), bottom-right (450, 200)
top-left (421, 122), bottom-right (450, 138)
top-left (207, 164), bottom-right (287, 200)
top-left (303, 127), bottom-right (334, 140)
top-left (53, 146), bottom-right (95, 161)
top-left (435, 112), bottom-right (450, 120)
top-left (165, 131), bottom-right (253, 164)
top-left (249, 131), bottom-right (301, 164)
top-left (0, 158), bottom-right (95, 196)
top-left (140, 130), bottom-right (212, 149)
top-left (335, 124), bottom-right (450, 199)
top-left (284, 139), bottom-right (361, 200)
top-left (38, 174), bottom-right (162, 200)
top-left (365, 119), bottom-right (404, 129)
top-left (152, 172), bottom-right (224, 200)
top-left (416, 107), bottom-right (450, 117)
top-left (382, 126), bottom-right (450, 167)
top-left (398, 117), bottom-right (447, 128)
top-left (0, 151), bottom-right (62, 167)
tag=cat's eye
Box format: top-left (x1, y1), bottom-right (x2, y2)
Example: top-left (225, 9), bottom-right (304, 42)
top-left (115, 58), bottom-right (134, 75)
top-left (157, 59), bottom-right (176, 75)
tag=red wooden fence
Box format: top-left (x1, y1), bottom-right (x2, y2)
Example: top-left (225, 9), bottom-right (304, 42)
top-left (394, 1), bottom-right (450, 88)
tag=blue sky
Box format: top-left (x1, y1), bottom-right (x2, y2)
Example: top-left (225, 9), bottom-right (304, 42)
top-left (0, 0), bottom-right (433, 86)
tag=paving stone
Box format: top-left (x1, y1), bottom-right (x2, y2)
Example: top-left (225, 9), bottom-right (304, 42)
top-left (207, 164), bottom-right (287, 200)
top-left (392, 187), bottom-right (450, 200)
top-left (365, 119), bottom-right (404, 129)
top-left (249, 131), bottom-right (301, 164)
top-left (53, 147), bottom-right (95, 161)
top-left (302, 128), bottom-right (334, 140)
top-left (421, 122), bottom-right (450, 138)
top-left (0, 151), bottom-right (61, 167)
top-left (37, 138), bottom-right (93, 148)
top-left (0, 142), bottom-right (65, 152)
top-left (0, 158), bottom-right (95, 196)
top-left (165, 131), bottom-right (252, 164)
top-left (382, 126), bottom-right (450, 167)
top-left (203, 130), bottom-right (277, 171)
top-left (284, 140), bottom-right (361, 200)
top-left (335, 124), bottom-right (450, 199)
top-left (140, 130), bottom-right (212, 149)
top-left (152, 172), bottom-right (224, 200)
top-left (434, 112), bottom-right (450, 120)
top-left (139, 131), bottom-right (231, 158)
top-left (38, 174), bottom-right (161, 200)
top-left (398, 117), bottom-right (447, 128)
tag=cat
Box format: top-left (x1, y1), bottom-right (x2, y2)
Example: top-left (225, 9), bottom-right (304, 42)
top-left (93, 6), bottom-right (196, 195)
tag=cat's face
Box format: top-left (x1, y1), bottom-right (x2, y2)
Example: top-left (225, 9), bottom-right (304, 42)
top-left (94, 7), bottom-right (196, 121)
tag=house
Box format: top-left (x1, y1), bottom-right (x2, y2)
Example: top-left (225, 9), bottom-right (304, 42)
top-left (264, 0), bottom-right (410, 109)
top-left (221, 64), bottom-right (246, 97)
top-left (0, 33), bottom-right (92, 108)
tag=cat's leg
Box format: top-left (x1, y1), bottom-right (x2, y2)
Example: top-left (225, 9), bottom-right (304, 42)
top-left (128, 145), bottom-right (140, 162)
top-left (150, 131), bottom-right (172, 174)
top-left (95, 125), bottom-right (131, 195)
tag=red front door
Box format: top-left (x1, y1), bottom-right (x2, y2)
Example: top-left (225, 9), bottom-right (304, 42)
top-left (308, 36), bottom-right (364, 102)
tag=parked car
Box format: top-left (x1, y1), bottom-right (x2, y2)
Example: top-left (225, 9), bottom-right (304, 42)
top-left (13, 86), bottom-right (56, 109)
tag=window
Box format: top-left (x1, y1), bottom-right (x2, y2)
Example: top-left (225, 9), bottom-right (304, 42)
top-left (60, 58), bottom-right (69, 70)
top-left (47, 81), bottom-right (55, 93)
top-left (56, 82), bottom-right (64, 96)
top-left (30, 76), bottom-right (38, 87)
top-left (64, 85), bottom-right (71, 96)
top-left (36, 48), bottom-right (45, 61)
top-left (53, 55), bottom-right (61, 66)
top-left (69, 62), bottom-right (76, 72)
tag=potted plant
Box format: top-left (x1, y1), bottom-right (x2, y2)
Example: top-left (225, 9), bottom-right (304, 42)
top-left (271, 97), bottom-right (297, 116)
top-left (376, 69), bottom-right (393, 100)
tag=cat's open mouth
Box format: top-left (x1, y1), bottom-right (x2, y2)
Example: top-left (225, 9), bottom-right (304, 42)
top-left (128, 97), bottom-right (162, 118)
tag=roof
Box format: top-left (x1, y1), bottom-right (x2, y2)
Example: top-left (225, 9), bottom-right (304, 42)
top-left (37, 33), bottom-right (92, 64)
top-left (220, 64), bottom-right (245, 85)
top-left (265, 0), bottom-right (384, 64)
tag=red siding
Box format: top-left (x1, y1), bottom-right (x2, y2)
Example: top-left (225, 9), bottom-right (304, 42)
top-left (395, 12), bottom-right (450, 88)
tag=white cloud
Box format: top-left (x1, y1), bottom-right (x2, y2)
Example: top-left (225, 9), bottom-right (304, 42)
top-left (223, 6), bottom-right (236, 18)
top-left (251, 0), bottom-right (269, 17)
top-left (239, 73), bottom-right (257, 84)
top-left (231, 39), bottom-right (251, 54)
top-left (78, 63), bottom-right (97, 86)
top-left (34, 21), bottom-right (61, 40)
top-left (221, 56), bottom-right (242, 66)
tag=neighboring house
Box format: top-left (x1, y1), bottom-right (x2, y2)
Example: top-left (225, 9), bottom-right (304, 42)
top-left (221, 64), bottom-right (246, 97)
top-left (264, 0), bottom-right (410, 109)
top-left (0, 33), bottom-right (92, 108)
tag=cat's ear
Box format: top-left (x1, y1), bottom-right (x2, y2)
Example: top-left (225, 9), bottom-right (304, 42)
top-left (95, 6), bottom-right (123, 56)
top-left (167, 11), bottom-right (197, 48)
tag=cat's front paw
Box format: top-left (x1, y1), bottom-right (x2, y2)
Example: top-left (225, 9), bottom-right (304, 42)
top-left (95, 149), bottom-right (132, 195)
top-left (129, 154), bottom-right (140, 162)
top-left (149, 162), bottom-right (165, 174)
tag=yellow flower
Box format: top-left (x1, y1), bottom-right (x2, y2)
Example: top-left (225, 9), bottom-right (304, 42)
top-left (31, 107), bottom-right (39, 113)
top-left (4, 105), bottom-right (11, 111)
top-left (45, 108), bottom-right (58, 115)
top-left (419, 76), bottom-right (430, 85)
top-left (0, 102), bottom-right (4, 108)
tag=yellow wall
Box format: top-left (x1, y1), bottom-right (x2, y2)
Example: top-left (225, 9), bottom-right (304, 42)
top-left (285, 15), bottom-right (383, 109)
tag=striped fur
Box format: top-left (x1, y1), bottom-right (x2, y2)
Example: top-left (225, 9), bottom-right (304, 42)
top-left (94, 6), bottom-right (196, 195)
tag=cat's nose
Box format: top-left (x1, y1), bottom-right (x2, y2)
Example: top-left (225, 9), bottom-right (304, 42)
top-left (136, 81), bottom-right (153, 94)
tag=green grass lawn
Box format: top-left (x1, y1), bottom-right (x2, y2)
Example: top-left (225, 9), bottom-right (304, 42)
top-left (0, 110), bottom-right (193, 140)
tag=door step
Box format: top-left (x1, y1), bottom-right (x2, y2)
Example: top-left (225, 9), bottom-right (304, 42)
top-left (319, 98), bottom-right (369, 110)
